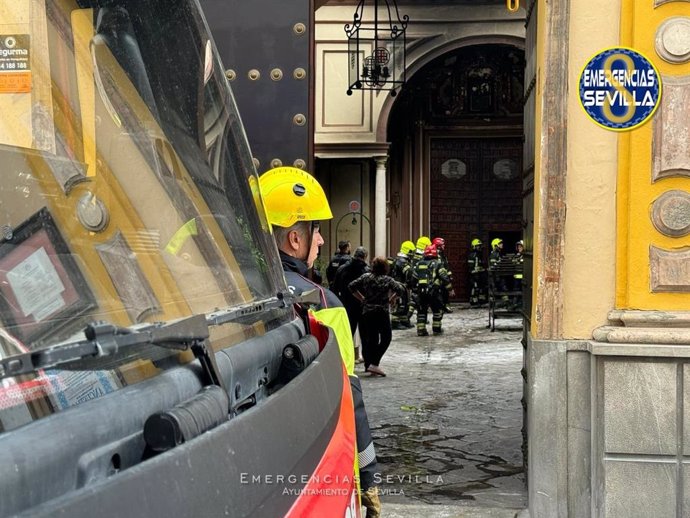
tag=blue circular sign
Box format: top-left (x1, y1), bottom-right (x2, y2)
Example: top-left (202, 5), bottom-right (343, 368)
top-left (579, 47), bottom-right (662, 131)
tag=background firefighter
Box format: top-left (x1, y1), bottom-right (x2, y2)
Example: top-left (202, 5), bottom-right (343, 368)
top-left (389, 240), bottom-right (415, 330)
top-left (432, 237), bottom-right (453, 313)
top-left (407, 236), bottom-right (431, 324)
top-left (468, 238), bottom-right (488, 307)
top-left (411, 244), bottom-right (453, 336)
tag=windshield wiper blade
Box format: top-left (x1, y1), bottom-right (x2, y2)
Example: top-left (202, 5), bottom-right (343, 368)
top-left (0, 314), bottom-right (209, 381)
top-left (0, 289), bottom-right (320, 382)
top-left (204, 290), bottom-right (318, 326)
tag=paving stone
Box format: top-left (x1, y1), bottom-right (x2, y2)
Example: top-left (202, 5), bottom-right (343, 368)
top-left (359, 307), bottom-right (528, 512)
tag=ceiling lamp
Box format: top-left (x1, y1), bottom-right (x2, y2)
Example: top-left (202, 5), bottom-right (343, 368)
top-left (345, 0), bottom-right (409, 97)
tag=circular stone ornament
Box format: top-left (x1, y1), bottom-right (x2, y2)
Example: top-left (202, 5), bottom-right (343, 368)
top-left (655, 17), bottom-right (690, 64)
top-left (651, 190), bottom-right (690, 237)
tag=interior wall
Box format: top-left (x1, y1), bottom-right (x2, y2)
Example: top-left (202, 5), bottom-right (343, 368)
top-left (315, 159), bottom-right (372, 268)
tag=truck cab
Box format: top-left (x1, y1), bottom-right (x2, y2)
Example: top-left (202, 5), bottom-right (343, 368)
top-left (0, 1), bottom-right (358, 516)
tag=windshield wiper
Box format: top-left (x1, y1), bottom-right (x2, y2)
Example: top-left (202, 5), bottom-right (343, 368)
top-left (0, 314), bottom-right (209, 381)
top-left (0, 290), bottom-right (321, 383)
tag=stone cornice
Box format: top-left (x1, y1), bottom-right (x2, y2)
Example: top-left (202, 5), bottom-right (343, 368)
top-left (315, 142), bottom-right (391, 158)
top-left (593, 310), bottom-right (690, 345)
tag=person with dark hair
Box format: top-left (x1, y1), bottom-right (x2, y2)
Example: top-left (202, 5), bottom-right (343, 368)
top-left (333, 246), bottom-right (370, 336)
top-left (326, 240), bottom-right (351, 286)
top-left (349, 256), bottom-right (406, 377)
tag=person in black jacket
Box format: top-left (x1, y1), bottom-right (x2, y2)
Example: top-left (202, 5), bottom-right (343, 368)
top-left (326, 240), bottom-right (351, 287)
top-left (333, 246), bottom-right (370, 336)
top-left (259, 167), bottom-right (380, 517)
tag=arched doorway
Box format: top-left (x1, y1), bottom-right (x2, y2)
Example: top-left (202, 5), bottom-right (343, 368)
top-left (387, 44), bottom-right (525, 301)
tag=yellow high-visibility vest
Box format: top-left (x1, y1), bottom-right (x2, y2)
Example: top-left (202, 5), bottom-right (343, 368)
top-left (311, 306), bottom-right (355, 376)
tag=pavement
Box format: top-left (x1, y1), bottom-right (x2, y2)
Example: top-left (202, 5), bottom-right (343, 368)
top-left (357, 307), bottom-right (528, 517)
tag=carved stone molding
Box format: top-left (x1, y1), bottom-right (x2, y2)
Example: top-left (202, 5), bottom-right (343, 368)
top-left (655, 17), bottom-right (690, 63)
top-left (96, 231), bottom-right (161, 323)
top-left (652, 75), bottom-right (690, 181)
top-left (650, 245), bottom-right (690, 292)
top-left (593, 310), bottom-right (690, 344)
top-left (651, 190), bottom-right (690, 237)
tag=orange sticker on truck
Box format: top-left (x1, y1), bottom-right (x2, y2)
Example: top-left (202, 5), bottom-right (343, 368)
top-left (0, 35), bottom-right (31, 94)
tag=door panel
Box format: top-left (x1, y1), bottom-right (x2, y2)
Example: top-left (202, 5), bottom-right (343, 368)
top-left (429, 137), bottom-right (522, 300)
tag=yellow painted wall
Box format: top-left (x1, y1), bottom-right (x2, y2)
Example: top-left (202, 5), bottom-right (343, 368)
top-left (616, 0), bottom-right (690, 310)
top-left (561, 0), bottom-right (621, 338)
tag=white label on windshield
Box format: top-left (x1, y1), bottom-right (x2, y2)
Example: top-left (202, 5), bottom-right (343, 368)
top-left (6, 247), bottom-right (66, 321)
top-left (46, 370), bottom-right (121, 410)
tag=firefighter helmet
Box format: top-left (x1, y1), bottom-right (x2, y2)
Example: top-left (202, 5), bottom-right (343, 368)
top-left (432, 237), bottom-right (445, 250)
top-left (259, 167), bottom-right (333, 228)
top-left (471, 238), bottom-right (482, 247)
top-left (491, 238), bottom-right (503, 249)
top-left (423, 244), bottom-right (438, 258)
top-left (400, 240), bottom-right (416, 255)
top-left (416, 236), bottom-right (431, 250)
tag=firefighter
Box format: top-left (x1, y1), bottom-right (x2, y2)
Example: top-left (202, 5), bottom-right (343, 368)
top-left (401, 240), bottom-right (416, 259)
top-left (489, 237), bottom-right (508, 297)
top-left (407, 236), bottom-right (431, 324)
top-left (515, 239), bottom-right (524, 258)
top-left (468, 238), bottom-right (488, 307)
top-left (326, 240), bottom-right (351, 287)
top-left (432, 237), bottom-right (453, 313)
top-left (413, 236), bottom-right (431, 263)
top-left (489, 237), bottom-right (504, 267)
top-left (390, 241), bottom-right (415, 330)
top-left (411, 244), bottom-right (453, 336)
top-left (259, 167), bottom-right (381, 517)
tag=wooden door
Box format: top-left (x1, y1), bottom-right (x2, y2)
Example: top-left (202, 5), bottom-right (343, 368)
top-left (429, 136), bottom-right (523, 301)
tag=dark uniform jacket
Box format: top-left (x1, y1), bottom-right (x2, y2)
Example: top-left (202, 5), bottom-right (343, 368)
top-left (468, 249), bottom-right (485, 273)
top-left (326, 252), bottom-right (351, 285)
top-left (281, 252), bottom-right (342, 308)
top-left (278, 251), bottom-right (378, 490)
top-left (332, 258), bottom-right (370, 305)
top-left (489, 249), bottom-right (503, 268)
top-left (412, 257), bottom-right (453, 296)
top-left (348, 273), bottom-right (406, 314)
top-left (390, 253), bottom-right (411, 285)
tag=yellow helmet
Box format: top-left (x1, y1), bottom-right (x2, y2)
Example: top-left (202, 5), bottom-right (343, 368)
top-left (416, 236), bottom-right (431, 250)
top-left (491, 238), bottom-right (503, 249)
top-left (258, 167), bottom-right (333, 228)
top-left (400, 240), bottom-right (415, 255)
top-left (471, 238), bottom-right (482, 247)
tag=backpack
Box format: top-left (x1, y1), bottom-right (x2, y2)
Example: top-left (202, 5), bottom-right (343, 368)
top-left (412, 258), bottom-right (435, 294)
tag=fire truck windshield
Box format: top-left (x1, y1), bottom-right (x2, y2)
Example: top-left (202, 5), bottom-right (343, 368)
top-left (0, 0), bottom-right (288, 433)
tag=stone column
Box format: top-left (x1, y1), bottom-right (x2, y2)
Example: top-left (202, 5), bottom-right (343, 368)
top-left (374, 156), bottom-right (388, 258)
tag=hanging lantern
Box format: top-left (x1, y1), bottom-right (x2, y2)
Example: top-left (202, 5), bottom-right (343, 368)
top-left (345, 0), bottom-right (409, 97)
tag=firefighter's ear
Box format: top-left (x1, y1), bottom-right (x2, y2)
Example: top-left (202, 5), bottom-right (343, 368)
top-left (287, 229), bottom-right (301, 252)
